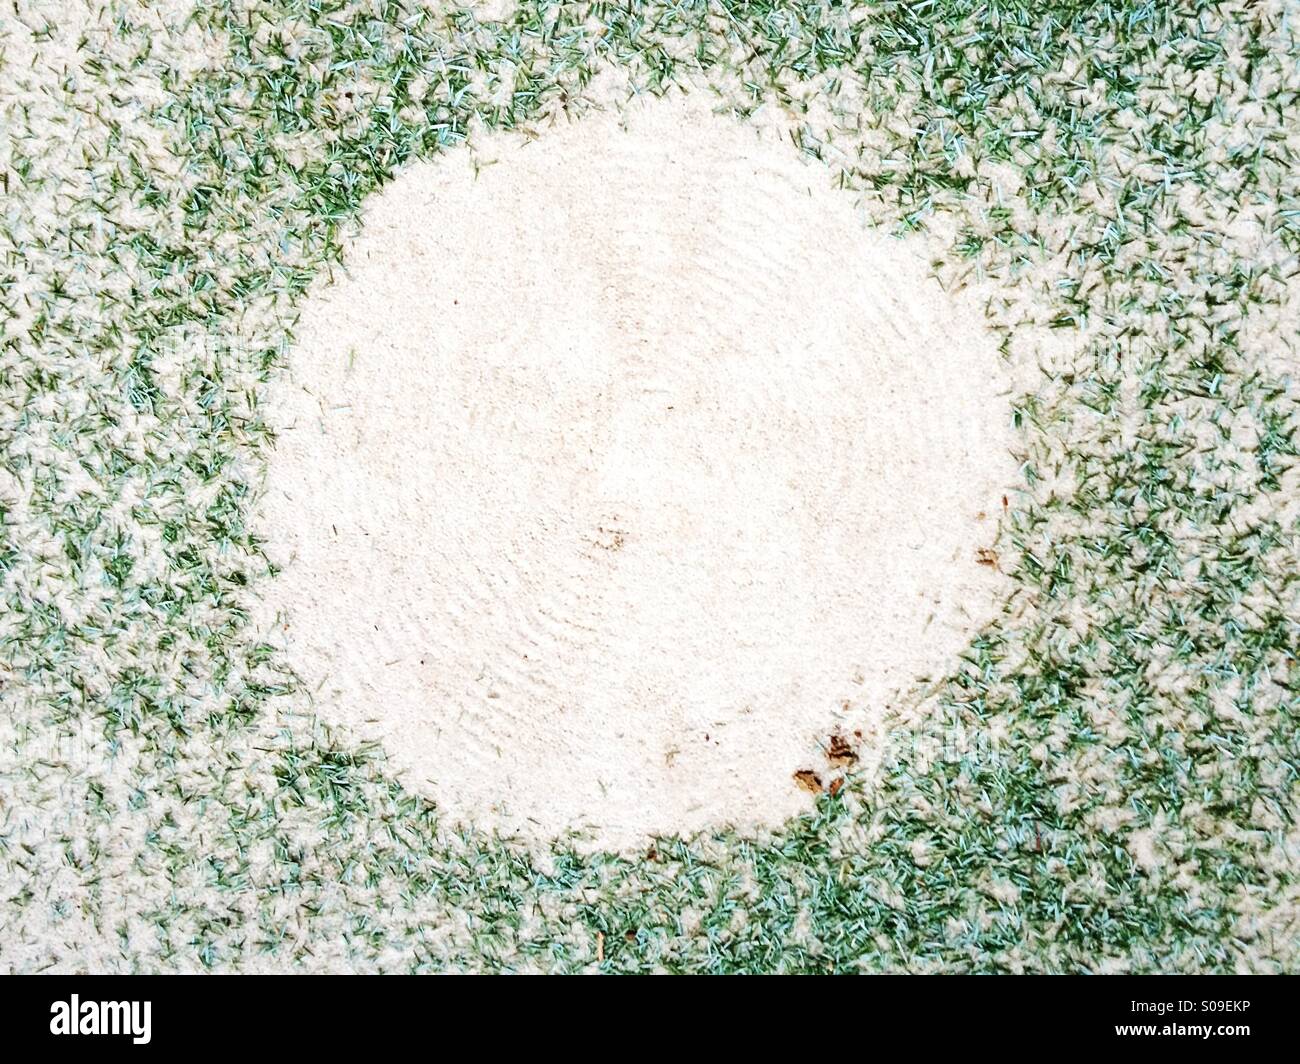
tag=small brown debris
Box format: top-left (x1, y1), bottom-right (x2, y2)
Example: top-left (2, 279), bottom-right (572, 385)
top-left (596, 931), bottom-right (604, 962)
top-left (976, 547), bottom-right (999, 567)
top-left (624, 930), bottom-right (637, 943)
top-left (828, 778), bottom-right (844, 798)
top-left (1001, 494), bottom-right (1009, 510)
top-left (595, 522), bottom-right (626, 551)
top-left (827, 733), bottom-right (858, 766)
top-left (793, 769), bottom-right (824, 794)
